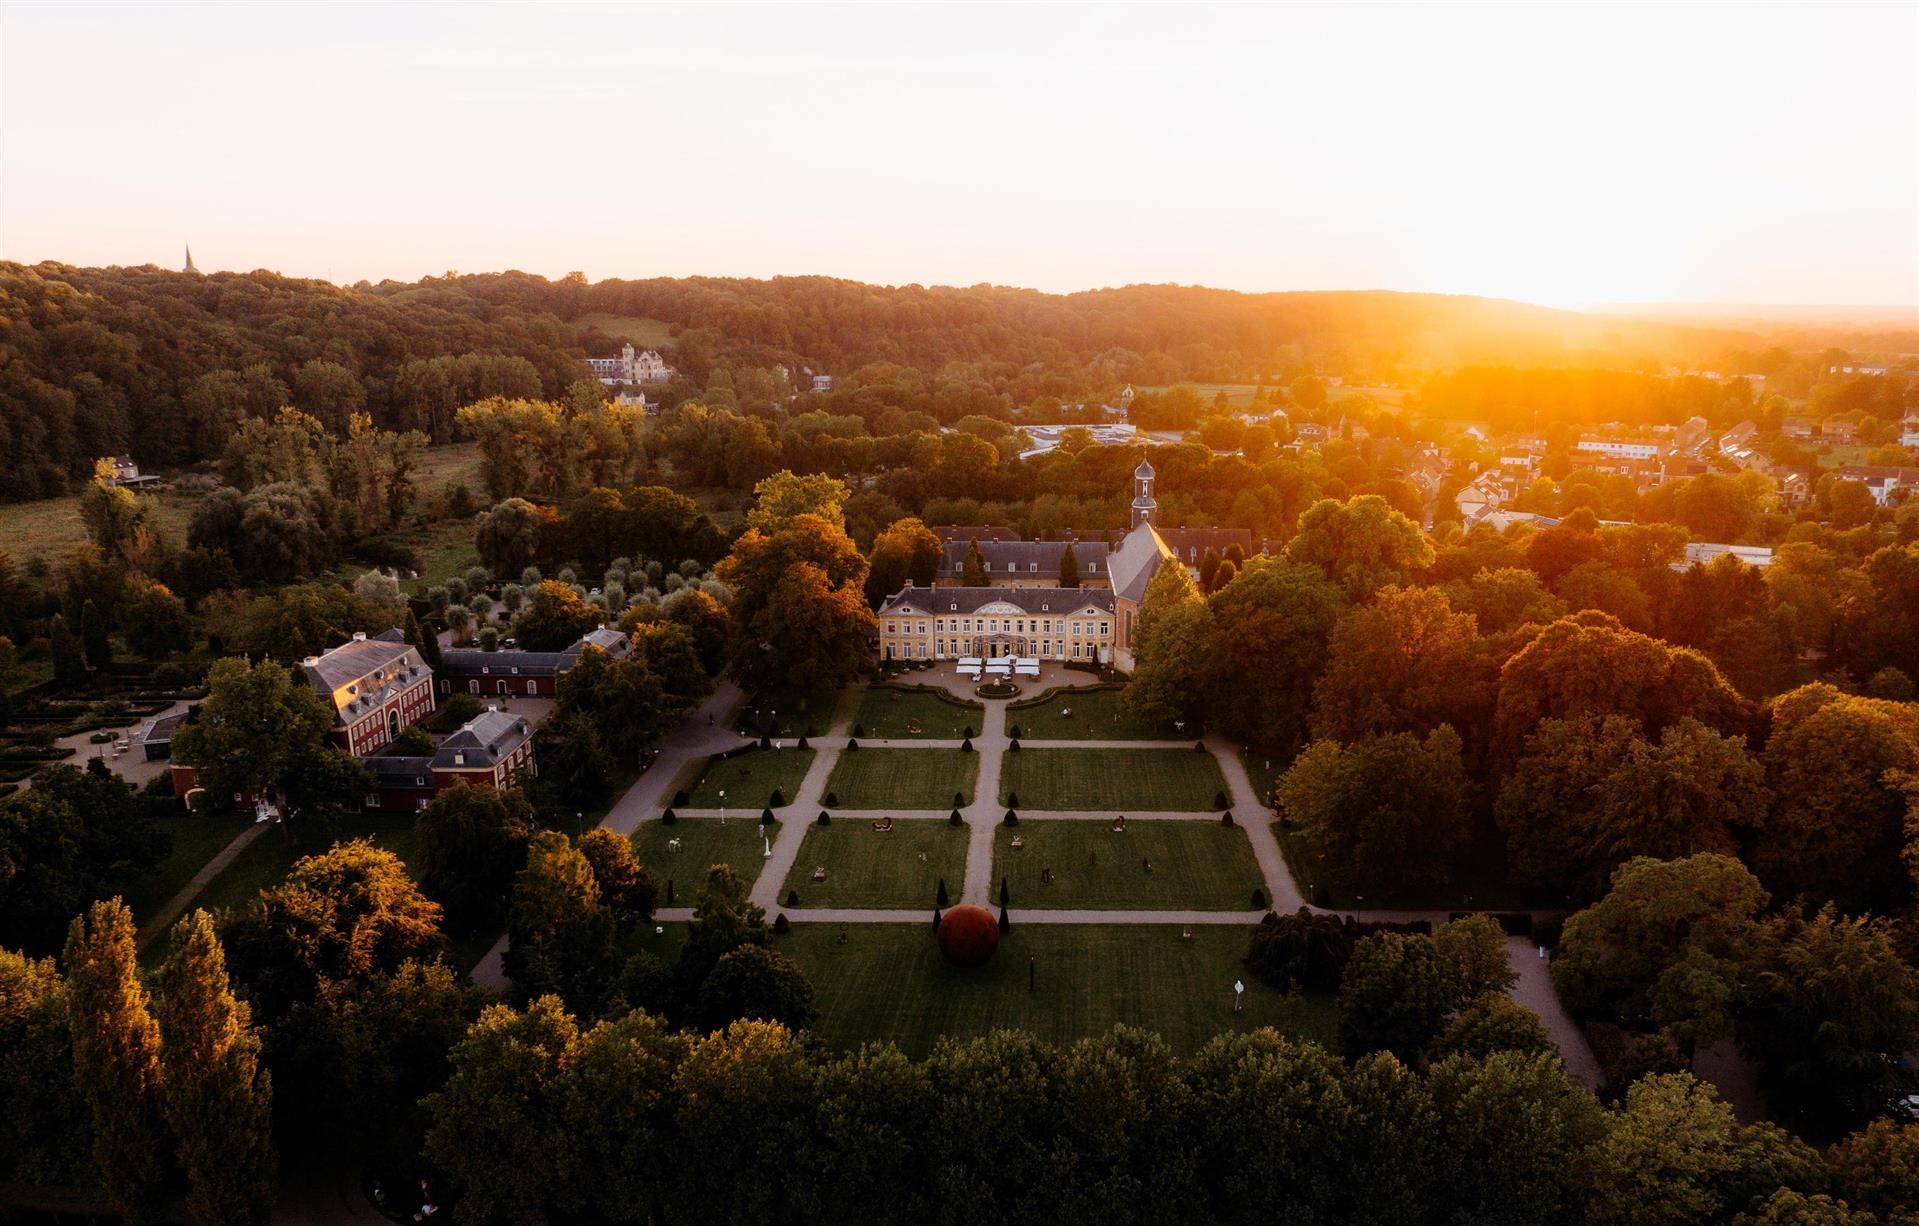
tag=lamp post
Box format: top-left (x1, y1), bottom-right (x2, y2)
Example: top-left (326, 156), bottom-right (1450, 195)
top-left (719, 789), bottom-right (726, 825)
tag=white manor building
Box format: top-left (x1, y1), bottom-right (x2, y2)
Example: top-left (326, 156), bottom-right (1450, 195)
top-left (586, 343), bottom-right (671, 386)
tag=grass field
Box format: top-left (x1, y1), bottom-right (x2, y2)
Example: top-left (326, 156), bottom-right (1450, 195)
top-left (852, 687), bottom-right (983, 739)
top-left (634, 818), bottom-right (778, 903)
top-left (574, 313), bottom-right (675, 349)
top-left (993, 821), bottom-right (1265, 910)
top-left (780, 819), bottom-right (967, 909)
top-left (1008, 687), bottom-right (1184, 741)
top-left (775, 922), bottom-right (1339, 1057)
top-left (0, 488), bottom-right (200, 567)
top-left (733, 683), bottom-right (850, 737)
top-left (1240, 748), bottom-right (1288, 811)
top-left (126, 811), bottom-right (260, 925)
top-left (1000, 748), bottom-right (1228, 811)
top-left (681, 747), bottom-right (815, 809)
top-left (824, 749), bottom-right (980, 810)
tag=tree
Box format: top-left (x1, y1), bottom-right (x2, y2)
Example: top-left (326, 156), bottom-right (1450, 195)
top-left (865, 517), bottom-right (943, 607)
top-left (1495, 715), bottom-right (1767, 898)
top-left (1277, 727), bottom-right (1472, 891)
top-left (514, 579), bottom-right (602, 652)
top-left (1286, 495), bottom-right (1434, 600)
top-left (0, 949), bottom-right (93, 1187)
top-left (170, 655), bottom-right (335, 812)
top-left (1553, 854), bottom-right (1769, 1055)
top-left (63, 900), bottom-right (168, 1224)
top-left (747, 470), bottom-right (849, 533)
top-left (157, 910), bottom-right (275, 1225)
top-left (405, 606), bottom-right (442, 673)
top-left (1057, 541), bottom-right (1080, 589)
top-left (1826, 1120), bottom-right (1919, 1223)
top-left (1197, 556), bottom-right (1347, 749)
top-left (1435, 993), bottom-right (1556, 1061)
top-left (665, 1021), bottom-right (815, 1224)
top-left (0, 764), bottom-right (168, 955)
top-left (1424, 1051), bottom-right (1607, 1225)
top-left (1123, 558), bottom-right (1209, 728)
top-left (1186, 1029), bottom-right (1350, 1221)
top-left (553, 1008), bottom-right (690, 1223)
top-left (79, 597), bottom-right (112, 669)
top-left (79, 465), bottom-right (148, 554)
top-left (1434, 914), bottom-right (1519, 1000)
top-left (1756, 687), bottom-right (1916, 912)
top-left (124, 582), bottom-right (194, 659)
top-left (663, 587), bottom-right (730, 673)
top-left (675, 864), bottom-right (769, 1003)
top-left (1289, 374), bottom-right (1328, 414)
top-left (577, 828), bottom-right (658, 928)
top-left (1743, 905), bottom-right (1919, 1132)
top-left (422, 996), bottom-right (578, 1223)
top-left (1337, 932), bottom-right (1462, 1059)
top-left (1311, 584), bottom-right (1492, 743)
top-left (504, 831), bottom-right (620, 1017)
top-left (698, 944), bottom-right (818, 1032)
top-left (221, 840), bottom-right (446, 1029)
top-left (415, 783), bottom-right (534, 934)
top-left (962, 537), bottom-right (988, 586)
top-left (48, 611), bottom-right (84, 686)
top-left (230, 582), bottom-right (390, 660)
top-left (475, 497), bottom-right (551, 578)
top-left (1492, 612), bottom-right (1751, 758)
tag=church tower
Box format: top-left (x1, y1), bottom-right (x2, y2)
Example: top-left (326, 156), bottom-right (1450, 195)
top-left (183, 244), bottom-right (198, 274)
top-left (1130, 458), bottom-right (1157, 529)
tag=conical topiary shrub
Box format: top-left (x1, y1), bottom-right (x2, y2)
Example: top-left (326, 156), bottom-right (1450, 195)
top-left (1009, 738), bottom-right (1021, 752)
top-left (953, 790), bottom-right (966, 807)
top-left (998, 903), bottom-right (1010, 933)
top-left (760, 807), bottom-right (775, 824)
top-left (960, 737), bottom-right (973, 753)
top-left (760, 734), bottom-right (773, 749)
top-left (936, 878), bottom-right (950, 908)
top-left (797, 735), bottom-right (809, 749)
top-left (846, 739), bottom-right (859, 752)
top-left (853, 723), bottom-right (865, 737)
top-left (769, 787), bottom-right (785, 807)
top-left (826, 791), bottom-right (839, 806)
top-left (949, 809), bottom-right (963, 826)
top-left (1251, 888), bottom-right (1267, 908)
top-left (774, 913), bottom-right (791, 934)
top-left (1009, 723), bottom-right (1022, 739)
top-left (1003, 809), bottom-right (1019, 826)
top-left (1213, 790), bottom-right (1229, 809)
top-left (963, 725), bottom-right (974, 739)
top-left (662, 808), bottom-right (678, 825)
top-left (1194, 741), bottom-right (1206, 752)
top-left (786, 889), bottom-right (800, 907)
top-left (673, 789), bottom-right (689, 807)
top-left (818, 810), bottom-right (831, 825)
top-left (1221, 810), bottom-right (1235, 826)
top-left (1006, 791), bottom-right (1019, 808)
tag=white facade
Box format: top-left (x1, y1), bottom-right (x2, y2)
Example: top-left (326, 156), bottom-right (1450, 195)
top-left (587, 343), bottom-right (671, 386)
top-left (1576, 437), bottom-right (1660, 460)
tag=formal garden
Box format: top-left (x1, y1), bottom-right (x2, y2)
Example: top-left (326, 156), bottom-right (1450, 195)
top-left (823, 747), bottom-right (981, 809)
top-left (780, 818), bottom-right (968, 909)
top-left (850, 685), bottom-right (983, 739)
top-left (992, 819), bottom-right (1265, 910)
top-left (634, 818), bottom-right (780, 906)
top-left (998, 747), bottom-right (1228, 811)
top-left (1006, 685), bottom-right (1188, 740)
top-left (679, 745), bottom-right (816, 809)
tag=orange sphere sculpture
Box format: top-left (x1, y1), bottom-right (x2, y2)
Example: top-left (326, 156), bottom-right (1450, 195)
top-left (936, 904), bottom-right (1000, 966)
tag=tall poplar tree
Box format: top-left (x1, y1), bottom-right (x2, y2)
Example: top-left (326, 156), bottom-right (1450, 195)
top-left (64, 900), bottom-right (169, 1225)
top-left (158, 910), bottom-right (276, 1225)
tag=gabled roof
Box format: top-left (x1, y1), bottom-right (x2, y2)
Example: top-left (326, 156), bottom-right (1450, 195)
top-left (879, 586), bottom-right (1115, 616)
top-left (1106, 521), bottom-right (1177, 604)
top-left (937, 539), bottom-right (1111, 578)
top-left (434, 710), bottom-right (533, 770)
top-left (301, 633), bottom-right (427, 725)
top-left (930, 525), bottom-right (1021, 544)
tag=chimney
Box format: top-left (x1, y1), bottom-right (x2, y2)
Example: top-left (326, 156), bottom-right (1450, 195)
top-left (351, 632), bottom-right (367, 642)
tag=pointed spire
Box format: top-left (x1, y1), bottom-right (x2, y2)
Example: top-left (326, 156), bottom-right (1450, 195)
top-left (183, 244), bottom-right (198, 274)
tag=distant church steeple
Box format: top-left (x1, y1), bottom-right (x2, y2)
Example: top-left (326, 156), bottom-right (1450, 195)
top-left (1130, 458), bottom-right (1157, 530)
top-left (183, 244), bottom-right (198, 274)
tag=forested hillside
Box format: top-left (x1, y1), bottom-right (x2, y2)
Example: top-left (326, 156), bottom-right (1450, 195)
top-left (9, 260), bottom-right (1909, 501)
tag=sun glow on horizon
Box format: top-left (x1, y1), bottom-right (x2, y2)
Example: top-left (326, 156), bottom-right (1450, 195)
top-left (2, 1), bottom-right (1914, 307)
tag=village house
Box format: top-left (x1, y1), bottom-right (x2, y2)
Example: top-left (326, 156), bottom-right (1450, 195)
top-left (1831, 465), bottom-right (1919, 506)
top-left (302, 630), bottom-right (436, 756)
top-left (437, 626), bottom-right (631, 698)
top-left (359, 709), bottom-right (537, 813)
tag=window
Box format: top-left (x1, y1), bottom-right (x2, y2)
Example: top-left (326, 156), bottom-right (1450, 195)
top-left (1099, 622), bottom-right (1110, 636)
top-left (1089, 562), bottom-right (1099, 573)
top-left (887, 622), bottom-right (897, 634)
top-left (983, 561), bottom-right (992, 572)
top-left (886, 644), bottom-right (896, 659)
top-left (1029, 562), bottom-right (1038, 573)
top-left (916, 643), bottom-right (926, 659)
top-left (497, 681), bottom-right (508, 695)
top-left (1073, 621), bottom-right (1082, 635)
top-left (527, 680), bottom-right (537, 695)
top-left (1073, 643), bottom-right (1083, 658)
top-left (364, 793), bottom-right (379, 809)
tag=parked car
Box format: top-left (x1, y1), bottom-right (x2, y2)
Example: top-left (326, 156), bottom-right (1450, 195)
top-left (1888, 1092), bottom-right (1919, 1123)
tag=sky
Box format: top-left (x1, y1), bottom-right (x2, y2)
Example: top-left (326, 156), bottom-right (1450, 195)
top-left (3, 1), bottom-right (1916, 307)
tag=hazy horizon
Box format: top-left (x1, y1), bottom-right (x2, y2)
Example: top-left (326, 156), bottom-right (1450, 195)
top-left (4, 1), bottom-right (1915, 307)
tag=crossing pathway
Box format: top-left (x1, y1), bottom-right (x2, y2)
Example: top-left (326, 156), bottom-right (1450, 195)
top-left (484, 671), bottom-right (1600, 1086)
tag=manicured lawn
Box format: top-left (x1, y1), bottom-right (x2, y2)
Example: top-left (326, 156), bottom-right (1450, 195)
top-left (634, 818), bottom-right (779, 903)
top-left (1240, 748), bottom-right (1290, 811)
top-left (852, 687), bottom-right (983, 740)
top-left (733, 684), bottom-right (850, 737)
top-left (574, 312), bottom-right (674, 348)
top-left (775, 922), bottom-right (1339, 1057)
top-left (127, 810), bottom-right (260, 925)
top-left (824, 749), bottom-right (980, 810)
top-left (1008, 686), bottom-right (1186, 741)
top-left (999, 748), bottom-right (1227, 811)
top-left (1272, 822), bottom-right (1551, 912)
top-left (780, 819), bottom-right (968, 909)
top-left (184, 811), bottom-right (426, 922)
top-left (681, 747), bottom-right (815, 809)
top-left (993, 820), bottom-right (1265, 910)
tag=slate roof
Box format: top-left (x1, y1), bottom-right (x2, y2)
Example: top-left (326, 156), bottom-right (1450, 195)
top-left (930, 525), bottom-right (1020, 544)
top-left (365, 754), bottom-right (434, 782)
top-left (439, 626), bottom-right (631, 678)
top-left (937, 539), bottom-right (1112, 580)
top-left (1106, 522), bottom-right (1178, 604)
top-left (301, 634), bottom-right (428, 725)
top-left (434, 710), bottom-right (533, 770)
top-left (879, 586), bottom-right (1116, 616)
